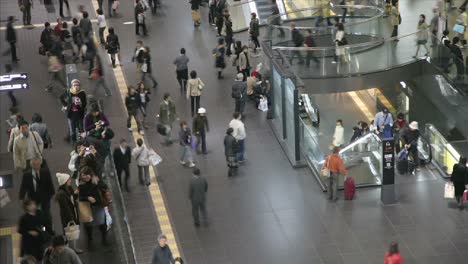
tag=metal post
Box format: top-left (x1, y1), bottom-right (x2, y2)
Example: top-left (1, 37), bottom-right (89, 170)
top-left (381, 138), bottom-right (397, 204)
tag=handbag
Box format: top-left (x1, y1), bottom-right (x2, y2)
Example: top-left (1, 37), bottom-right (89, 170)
top-left (198, 78), bottom-right (204, 90)
top-left (444, 182), bottom-right (455, 199)
top-left (148, 148), bottom-right (163, 166)
top-left (321, 156), bottom-right (331, 178)
top-left (64, 221), bottom-right (80, 241)
top-left (78, 201), bottom-right (93, 223)
top-left (258, 96), bottom-right (268, 112)
top-left (141, 63), bottom-right (148, 73)
top-left (38, 46), bottom-right (46, 56)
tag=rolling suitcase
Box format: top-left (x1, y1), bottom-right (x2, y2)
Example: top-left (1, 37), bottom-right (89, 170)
top-left (344, 177), bottom-right (356, 200)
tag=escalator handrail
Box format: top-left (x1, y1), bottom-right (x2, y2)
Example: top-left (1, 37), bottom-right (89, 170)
top-left (339, 132), bottom-right (382, 154)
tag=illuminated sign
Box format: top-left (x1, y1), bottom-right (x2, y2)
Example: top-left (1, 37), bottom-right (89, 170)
top-left (0, 73), bottom-right (29, 91)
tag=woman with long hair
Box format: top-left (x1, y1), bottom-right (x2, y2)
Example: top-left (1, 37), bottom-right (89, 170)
top-left (186, 70), bottom-right (204, 117)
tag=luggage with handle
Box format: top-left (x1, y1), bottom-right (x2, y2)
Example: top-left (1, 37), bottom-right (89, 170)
top-left (344, 177), bottom-right (356, 200)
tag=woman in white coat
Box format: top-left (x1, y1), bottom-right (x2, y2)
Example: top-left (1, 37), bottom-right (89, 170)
top-left (132, 138), bottom-right (151, 186)
top-left (335, 23), bottom-right (348, 63)
top-left (332, 119), bottom-right (345, 148)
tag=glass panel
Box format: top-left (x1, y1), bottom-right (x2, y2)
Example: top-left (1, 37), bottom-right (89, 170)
top-left (425, 123), bottom-right (462, 176)
top-left (271, 67), bottom-right (283, 136)
top-left (284, 78), bottom-right (296, 157)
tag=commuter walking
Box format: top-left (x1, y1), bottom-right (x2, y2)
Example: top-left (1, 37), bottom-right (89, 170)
top-left (190, 0), bottom-right (202, 27)
top-left (304, 29), bottom-right (320, 67)
top-left (450, 157), bottom-right (468, 209)
top-left (450, 37), bottom-right (465, 79)
top-left (373, 108), bottom-right (393, 136)
top-left (18, 199), bottom-right (52, 261)
top-left (249, 12), bottom-right (260, 53)
top-left (186, 70), bottom-right (204, 117)
top-left (106, 27), bottom-right (121, 67)
top-left (79, 12), bottom-right (93, 38)
top-left (322, 147), bottom-right (346, 201)
top-left (390, 0), bottom-right (400, 38)
top-left (30, 113), bottom-right (52, 149)
top-left (55, 173), bottom-right (83, 253)
top-left (414, 14), bottom-right (430, 57)
top-left (316, 0), bottom-right (332, 26)
top-left (42, 235), bottom-right (83, 264)
top-left (141, 47), bottom-right (158, 89)
top-left (224, 127), bottom-right (238, 177)
top-left (174, 48), bottom-right (190, 92)
top-left (135, 0), bottom-right (148, 36)
top-left (113, 139), bottom-right (132, 191)
top-left (290, 23), bottom-right (305, 65)
top-left (193, 108), bottom-right (209, 154)
top-left (96, 9), bottom-right (107, 45)
top-left (60, 79), bottom-right (87, 143)
top-left (18, 0), bottom-right (33, 25)
top-left (71, 18), bottom-right (83, 59)
top-left (6, 16), bottom-right (18, 62)
top-left (238, 45), bottom-right (251, 80)
top-left (215, 0), bottom-right (227, 36)
top-left (214, 38), bottom-right (226, 79)
top-left (58, 0), bottom-right (70, 18)
top-left (13, 121), bottom-right (44, 170)
top-left (384, 242), bottom-right (403, 264)
top-left (91, 55), bottom-right (112, 96)
top-left (224, 12), bottom-right (234, 56)
top-left (332, 119), bottom-right (344, 148)
top-left (188, 168), bottom-right (208, 226)
top-left (132, 138), bottom-right (151, 186)
top-left (402, 121), bottom-right (420, 171)
top-left (125, 86), bottom-right (144, 135)
top-left (269, 0), bottom-right (285, 38)
top-left (151, 234), bottom-right (175, 264)
top-left (229, 112), bottom-right (246, 163)
top-left (430, 8), bottom-right (440, 46)
top-left (137, 82), bottom-right (151, 128)
top-left (179, 121), bottom-right (195, 167)
top-left (78, 168), bottom-right (109, 246)
top-left (133, 40), bottom-right (145, 81)
top-left (158, 93), bottom-right (178, 144)
top-left (335, 23), bottom-right (348, 63)
top-left (231, 73), bottom-right (247, 115)
top-left (19, 158), bottom-right (55, 222)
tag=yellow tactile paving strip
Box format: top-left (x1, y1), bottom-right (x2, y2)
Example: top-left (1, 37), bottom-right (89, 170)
top-left (0, 226), bottom-right (20, 264)
top-left (347, 91), bottom-right (374, 122)
top-left (89, 0), bottom-right (181, 259)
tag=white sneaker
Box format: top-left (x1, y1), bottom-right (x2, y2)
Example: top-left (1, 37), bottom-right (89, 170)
top-left (189, 163), bottom-right (196, 168)
top-left (139, 130), bottom-right (145, 135)
top-left (180, 160), bottom-right (186, 165)
top-left (128, 128), bottom-right (133, 132)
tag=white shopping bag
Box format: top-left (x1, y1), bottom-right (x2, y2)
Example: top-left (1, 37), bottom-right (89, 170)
top-left (444, 182), bottom-right (455, 199)
top-left (0, 189), bottom-right (10, 208)
top-left (148, 149), bottom-right (163, 166)
top-left (105, 207), bottom-right (113, 231)
top-left (258, 96), bottom-right (268, 112)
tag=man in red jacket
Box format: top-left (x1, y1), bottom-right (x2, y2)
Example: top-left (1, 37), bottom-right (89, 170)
top-left (322, 147), bottom-right (346, 201)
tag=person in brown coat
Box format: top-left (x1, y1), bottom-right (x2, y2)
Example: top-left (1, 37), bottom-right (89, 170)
top-left (55, 173), bottom-right (83, 253)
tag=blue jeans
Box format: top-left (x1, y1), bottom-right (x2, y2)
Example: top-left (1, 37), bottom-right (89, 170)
top-left (237, 139), bottom-right (245, 162)
top-left (179, 145), bottom-right (194, 163)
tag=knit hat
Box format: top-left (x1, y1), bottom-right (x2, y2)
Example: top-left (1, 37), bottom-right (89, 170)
top-left (56, 173), bottom-right (71, 186)
top-left (70, 79), bottom-right (80, 85)
top-left (236, 73), bottom-right (244, 81)
top-left (409, 121), bottom-right (419, 130)
top-left (198, 107), bottom-right (206, 114)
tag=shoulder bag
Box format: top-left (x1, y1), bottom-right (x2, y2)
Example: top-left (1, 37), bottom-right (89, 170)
top-left (78, 201), bottom-right (93, 223)
top-left (64, 221), bottom-right (80, 241)
top-left (321, 156), bottom-right (331, 178)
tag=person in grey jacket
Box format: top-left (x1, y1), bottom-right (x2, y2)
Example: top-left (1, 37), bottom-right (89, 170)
top-left (188, 168), bottom-right (208, 226)
top-left (231, 73), bottom-right (247, 115)
top-left (151, 234), bottom-right (174, 264)
top-left (43, 235), bottom-right (83, 264)
top-left (30, 113), bottom-right (52, 149)
top-left (173, 48), bottom-right (190, 92)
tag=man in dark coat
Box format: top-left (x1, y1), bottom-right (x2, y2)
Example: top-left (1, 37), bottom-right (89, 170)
top-left (231, 73), bottom-right (247, 115)
top-left (19, 158), bottom-right (55, 225)
top-left (6, 16), bottom-right (18, 62)
top-left (188, 168), bottom-right (208, 226)
top-left (40, 22), bottom-right (54, 52)
top-left (151, 234), bottom-right (174, 264)
top-left (113, 139), bottom-right (132, 191)
top-left (192, 108), bottom-right (209, 154)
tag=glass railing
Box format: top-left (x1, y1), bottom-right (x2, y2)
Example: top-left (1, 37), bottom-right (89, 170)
top-left (229, 0), bottom-right (261, 32)
top-left (266, 5), bottom-right (385, 46)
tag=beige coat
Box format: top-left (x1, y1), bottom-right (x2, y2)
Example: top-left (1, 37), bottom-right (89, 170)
top-left (390, 6), bottom-right (400, 26)
top-left (239, 51), bottom-right (250, 71)
top-left (186, 78), bottom-right (204, 98)
top-left (246, 76), bottom-right (257, 95)
top-left (7, 127), bottom-right (20, 152)
top-left (13, 131), bottom-right (44, 170)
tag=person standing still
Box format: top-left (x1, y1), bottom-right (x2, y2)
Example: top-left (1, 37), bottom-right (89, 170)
top-left (249, 12), bottom-right (260, 53)
top-left (332, 119), bottom-right (344, 148)
top-left (193, 108), bottom-right (209, 154)
top-left (158, 93), bottom-right (178, 145)
top-left (6, 16), bottom-right (18, 62)
top-left (229, 112), bottom-right (246, 163)
top-left (322, 147), bottom-right (346, 201)
top-left (113, 139), bottom-right (132, 191)
top-left (238, 46), bottom-right (251, 81)
top-left (188, 168), bottom-right (208, 227)
top-left (231, 73), bottom-right (247, 115)
top-left (58, 0), bottom-right (70, 18)
top-left (224, 12), bottom-right (234, 56)
top-left (224, 127), bottom-right (238, 177)
top-left (186, 70), bottom-right (204, 117)
top-left (174, 48), bottom-right (190, 92)
top-left (390, 0), bottom-right (400, 38)
top-left (18, 0), bottom-right (33, 25)
top-left (151, 234), bottom-right (174, 264)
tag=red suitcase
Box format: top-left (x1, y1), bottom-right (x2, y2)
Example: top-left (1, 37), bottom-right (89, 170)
top-left (344, 177), bottom-right (356, 200)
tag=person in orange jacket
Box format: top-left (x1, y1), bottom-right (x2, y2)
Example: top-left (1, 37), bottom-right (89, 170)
top-left (322, 147), bottom-right (346, 201)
